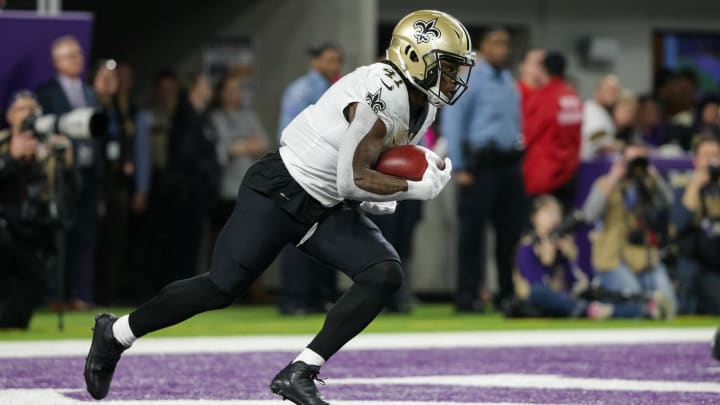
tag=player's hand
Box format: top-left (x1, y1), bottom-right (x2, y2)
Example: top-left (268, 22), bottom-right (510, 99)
top-left (407, 148), bottom-right (452, 200)
top-left (359, 201), bottom-right (397, 215)
top-left (9, 131), bottom-right (39, 160)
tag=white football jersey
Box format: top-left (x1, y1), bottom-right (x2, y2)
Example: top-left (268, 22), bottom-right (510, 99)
top-left (279, 62), bottom-right (437, 207)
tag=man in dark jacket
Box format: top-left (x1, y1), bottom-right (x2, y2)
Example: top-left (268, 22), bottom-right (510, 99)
top-left (35, 36), bottom-right (100, 310)
top-left (164, 73), bottom-right (219, 283)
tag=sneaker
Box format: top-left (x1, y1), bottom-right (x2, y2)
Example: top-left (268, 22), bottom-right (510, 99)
top-left (269, 361), bottom-right (330, 405)
top-left (587, 301), bottom-right (614, 320)
top-left (84, 313), bottom-right (127, 399)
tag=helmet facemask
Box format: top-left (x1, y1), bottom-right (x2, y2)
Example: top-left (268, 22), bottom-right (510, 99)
top-left (412, 50), bottom-right (474, 107)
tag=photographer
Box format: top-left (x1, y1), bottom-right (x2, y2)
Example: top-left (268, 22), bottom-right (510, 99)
top-left (513, 195), bottom-right (654, 319)
top-left (582, 142), bottom-right (676, 317)
top-left (0, 91), bottom-right (76, 328)
top-left (672, 133), bottom-right (720, 314)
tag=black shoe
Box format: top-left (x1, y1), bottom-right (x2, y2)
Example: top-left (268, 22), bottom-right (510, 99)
top-left (269, 361), bottom-right (330, 405)
top-left (713, 327), bottom-right (720, 361)
top-left (84, 313), bottom-right (127, 400)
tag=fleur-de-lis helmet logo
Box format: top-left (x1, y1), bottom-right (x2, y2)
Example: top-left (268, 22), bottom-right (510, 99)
top-left (413, 18), bottom-right (441, 44)
top-left (365, 88), bottom-right (386, 113)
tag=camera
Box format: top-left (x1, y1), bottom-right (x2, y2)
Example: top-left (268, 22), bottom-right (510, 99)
top-left (533, 209), bottom-right (586, 244)
top-left (625, 156), bottom-right (649, 180)
top-left (709, 163), bottom-right (720, 183)
top-left (20, 108), bottom-right (108, 142)
top-left (549, 209), bottom-right (586, 240)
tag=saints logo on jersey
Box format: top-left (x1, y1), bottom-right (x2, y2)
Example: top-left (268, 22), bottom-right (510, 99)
top-left (413, 18), bottom-right (441, 44)
top-left (365, 88), bottom-right (386, 113)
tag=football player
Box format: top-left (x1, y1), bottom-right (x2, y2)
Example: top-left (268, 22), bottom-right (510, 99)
top-left (84, 10), bottom-right (473, 405)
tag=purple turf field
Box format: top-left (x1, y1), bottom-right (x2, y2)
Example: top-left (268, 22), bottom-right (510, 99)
top-left (2, 339), bottom-right (720, 404)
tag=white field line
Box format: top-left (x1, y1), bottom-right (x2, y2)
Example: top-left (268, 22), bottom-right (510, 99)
top-left (0, 328), bottom-right (715, 358)
top-left (0, 389), bottom-right (545, 405)
top-left (331, 373), bottom-right (720, 393)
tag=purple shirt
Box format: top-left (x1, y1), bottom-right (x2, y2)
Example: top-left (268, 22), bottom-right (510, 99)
top-left (515, 241), bottom-right (577, 291)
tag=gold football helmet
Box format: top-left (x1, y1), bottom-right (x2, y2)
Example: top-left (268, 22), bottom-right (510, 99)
top-left (386, 10), bottom-right (475, 107)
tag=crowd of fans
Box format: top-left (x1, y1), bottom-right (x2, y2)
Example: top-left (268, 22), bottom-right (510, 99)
top-left (1, 27), bottom-right (720, 328)
top-left (442, 27), bottom-right (720, 319)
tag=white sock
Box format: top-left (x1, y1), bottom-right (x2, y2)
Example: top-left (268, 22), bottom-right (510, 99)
top-left (112, 315), bottom-right (137, 348)
top-left (293, 348), bottom-right (325, 367)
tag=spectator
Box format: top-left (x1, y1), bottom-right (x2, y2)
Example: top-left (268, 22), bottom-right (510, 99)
top-left (115, 62), bottom-right (137, 120)
top-left (671, 133), bottom-right (720, 314)
top-left (582, 142), bottom-right (676, 317)
top-left (164, 73), bottom-right (219, 283)
top-left (635, 94), bottom-right (664, 147)
top-left (147, 70), bottom-right (179, 189)
top-left (35, 35), bottom-right (100, 311)
top-left (695, 93), bottom-right (720, 136)
top-left (613, 90), bottom-right (639, 144)
top-left (517, 46), bottom-right (544, 154)
top-left (441, 26), bottom-right (524, 312)
top-left (134, 70), bottom-right (180, 295)
top-left (277, 44), bottom-right (343, 315)
top-left (659, 72), bottom-right (696, 150)
top-left (522, 51), bottom-right (582, 210)
top-left (211, 74), bottom-right (268, 226)
top-left (91, 60), bottom-right (135, 305)
top-left (513, 195), bottom-right (656, 319)
top-left (36, 36), bottom-right (98, 113)
top-left (0, 91), bottom-right (76, 327)
top-left (517, 47), bottom-right (545, 109)
top-left (581, 75), bottom-right (621, 160)
top-left (116, 62), bottom-right (154, 303)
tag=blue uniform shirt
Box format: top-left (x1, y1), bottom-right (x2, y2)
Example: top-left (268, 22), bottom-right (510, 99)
top-left (278, 69), bottom-right (331, 138)
top-left (440, 59), bottom-right (521, 171)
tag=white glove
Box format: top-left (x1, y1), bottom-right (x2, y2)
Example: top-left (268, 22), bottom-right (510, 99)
top-left (359, 200), bottom-right (397, 215)
top-left (405, 147), bottom-right (452, 200)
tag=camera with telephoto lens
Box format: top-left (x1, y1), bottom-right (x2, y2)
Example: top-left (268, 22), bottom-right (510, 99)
top-left (20, 108), bottom-right (108, 143)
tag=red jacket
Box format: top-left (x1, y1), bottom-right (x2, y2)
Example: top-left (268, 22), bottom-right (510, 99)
top-left (521, 78), bottom-right (582, 195)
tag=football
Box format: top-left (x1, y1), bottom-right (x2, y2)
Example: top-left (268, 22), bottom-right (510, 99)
top-left (374, 145), bottom-right (444, 181)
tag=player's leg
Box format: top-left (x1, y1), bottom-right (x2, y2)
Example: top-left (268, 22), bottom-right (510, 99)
top-left (270, 206), bottom-right (401, 404)
top-left (85, 186), bottom-right (307, 400)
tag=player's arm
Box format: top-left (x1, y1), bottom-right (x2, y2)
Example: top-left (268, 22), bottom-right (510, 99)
top-left (336, 102), bottom-right (451, 202)
top-left (343, 102), bottom-right (409, 195)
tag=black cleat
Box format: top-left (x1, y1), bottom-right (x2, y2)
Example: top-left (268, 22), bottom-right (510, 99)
top-left (713, 327), bottom-right (720, 361)
top-left (84, 313), bottom-right (127, 400)
top-left (269, 361), bottom-right (330, 405)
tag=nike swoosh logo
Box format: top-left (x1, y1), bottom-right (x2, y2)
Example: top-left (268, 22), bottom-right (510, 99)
top-left (380, 79), bottom-right (393, 91)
